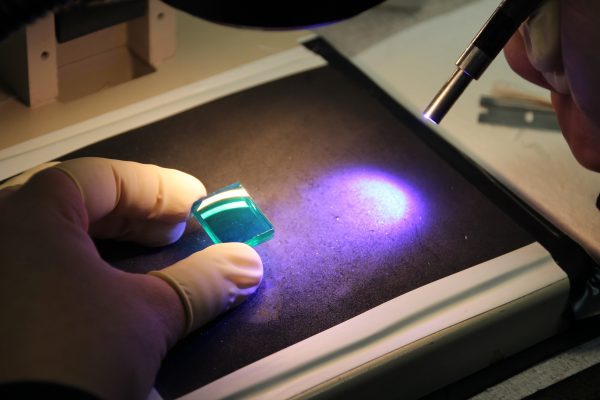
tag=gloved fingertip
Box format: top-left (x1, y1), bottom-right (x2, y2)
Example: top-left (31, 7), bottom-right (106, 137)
top-left (521, 0), bottom-right (561, 73)
top-left (209, 242), bottom-right (264, 281)
top-left (160, 166), bottom-right (207, 209)
top-left (149, 243), bottom-right (263, 335)
top-left (542, 70), bottom-right (570, 95)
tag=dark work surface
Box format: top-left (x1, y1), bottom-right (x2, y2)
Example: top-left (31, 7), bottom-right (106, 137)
top-left (423, 315), bottom-right (600, 400)
top-left (524, 362), bottom-right (600, 400)
top-left (63, 65), bottom-right (533, 398)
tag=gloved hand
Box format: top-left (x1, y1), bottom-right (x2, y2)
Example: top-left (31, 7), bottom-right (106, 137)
top-left (504, 0), bottom-right (600, 171)
top-left (0, 157), bottom-right (263, 400)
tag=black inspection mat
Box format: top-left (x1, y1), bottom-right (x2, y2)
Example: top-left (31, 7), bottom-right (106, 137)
top-left (63, 52), bottom-right (533, 397)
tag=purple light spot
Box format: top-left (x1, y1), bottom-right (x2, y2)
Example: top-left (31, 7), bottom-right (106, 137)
top-left (350, 179), bottom-right (409, 226)
top-left (314, 167), bottom-right (424, 234)
top-left (262, 166), bottom-right (429, 292)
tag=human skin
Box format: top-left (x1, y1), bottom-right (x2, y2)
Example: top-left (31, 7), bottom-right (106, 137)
top-left (0, 159), bottom-right (263, 400)
top-left (504, 0), bottom-right (600, 171)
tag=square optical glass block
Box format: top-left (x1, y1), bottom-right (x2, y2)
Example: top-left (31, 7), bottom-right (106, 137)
top-left (191, 182), bottom-right (274, 247)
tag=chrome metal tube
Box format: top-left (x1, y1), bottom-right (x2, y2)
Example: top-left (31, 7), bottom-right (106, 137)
top-left (423, 0), bottom-right (546, 125)
top-left (423, 69), bottom-right (472, 125)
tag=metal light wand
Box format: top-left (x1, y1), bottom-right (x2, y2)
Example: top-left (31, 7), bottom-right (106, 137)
top-left (423, 0), bottom-right (546, 125)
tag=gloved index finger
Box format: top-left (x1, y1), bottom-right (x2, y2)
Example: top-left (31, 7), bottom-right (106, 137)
top-left (53, 158), bottom-right (206, 242)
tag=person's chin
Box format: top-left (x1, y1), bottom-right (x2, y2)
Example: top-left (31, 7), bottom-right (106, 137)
top-left (552, 92), bottom-right (600, 172)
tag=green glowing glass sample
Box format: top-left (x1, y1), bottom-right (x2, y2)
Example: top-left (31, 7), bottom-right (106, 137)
top-left (191, 182), bottom-right (274, 247)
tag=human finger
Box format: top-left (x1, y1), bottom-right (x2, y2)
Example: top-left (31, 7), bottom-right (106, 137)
top-left (149, 242), bottom-right (263, 335)
top-left (519, 0), bottom-right (568, 93)
top-left (504, 31), bottom-right (553, 91)
top-left (504, 0), bottom-right (600, 170)
top-left (556, 0), bottom-right (600, 170)
top-left (53, 157), bottom-right (206, 246)
top-left (551, 91), bottom-right (600, 171)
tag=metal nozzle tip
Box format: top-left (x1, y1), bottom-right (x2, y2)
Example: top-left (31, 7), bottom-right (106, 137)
top-left (423, 69), bottom-right (473, 125)
top-left (422, 111), bottom-right (438, 125)
top-left (423, 110), bottom-right (438, 125)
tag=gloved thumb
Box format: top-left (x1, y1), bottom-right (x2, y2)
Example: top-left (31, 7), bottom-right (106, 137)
top-left (519, 0), bottom-right (568, 94)
top-left (149, 242), bottom-right (263, 335)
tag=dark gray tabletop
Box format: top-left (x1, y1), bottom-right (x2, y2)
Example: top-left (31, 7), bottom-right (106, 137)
top-left (64, 64), bottom-right (532, 398)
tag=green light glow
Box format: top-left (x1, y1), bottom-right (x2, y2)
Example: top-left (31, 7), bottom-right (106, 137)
top-left (200, 200), bottom-right (249, 220)
top-left (190, 182), bottom-right (274, 247)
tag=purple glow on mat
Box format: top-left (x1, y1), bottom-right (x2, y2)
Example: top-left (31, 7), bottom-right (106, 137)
top-left (316, 167), bottom-right (424, 231)
top-left (260, 166), bottom-right (428, 295)
top-left (349, 177), bottom-right (409, 226)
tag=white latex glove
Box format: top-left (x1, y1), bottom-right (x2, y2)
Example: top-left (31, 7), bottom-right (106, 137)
top-left (504, 0), bottom-right (600, 171)
top-left (0, 157), bottom-right (263, 400)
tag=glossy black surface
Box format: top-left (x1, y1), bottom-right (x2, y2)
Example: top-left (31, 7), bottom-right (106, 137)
top-left (163, 0), bottom-right (384, 29)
